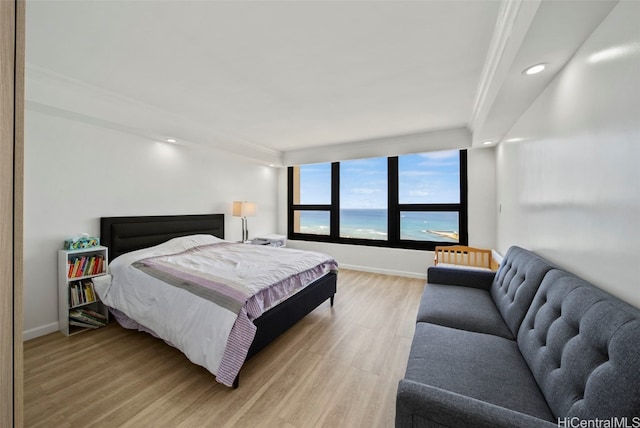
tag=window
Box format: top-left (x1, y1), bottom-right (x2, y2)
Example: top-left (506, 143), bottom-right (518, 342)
top-left (340, 157), bottom-right (387, 240)
top-left (291, 163), bottom-right (332, 236)
top-left (397, 151), bottom-right (462, 243)
top-left (298, 163), bottom-right (331, 205)
top-left (288, 150), bottom-right (467, 250)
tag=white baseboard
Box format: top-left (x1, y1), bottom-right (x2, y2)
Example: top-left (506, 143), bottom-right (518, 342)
top-left (339, 263), bottom-right (427, 280)
top-left (23, 322), bottom-right (59, 341)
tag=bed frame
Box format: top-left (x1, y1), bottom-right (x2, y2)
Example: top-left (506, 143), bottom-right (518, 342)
top-left (434, 245), bottom-right (499, 271)
top-left (100, 214), bottom-right (337, 387)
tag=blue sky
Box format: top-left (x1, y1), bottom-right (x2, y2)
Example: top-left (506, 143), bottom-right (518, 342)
top-left (340, 157), bottom-right (387, 209)
top-left (298, 163), bottom-right (332, 205)
top-left (299, 150), bottom-right (460, 208)
top-left (398, 150), bottom-right (460, 204)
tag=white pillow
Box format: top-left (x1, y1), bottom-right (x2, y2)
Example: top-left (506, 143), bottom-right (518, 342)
top-left (160, 234), bottom-right (225, 251)
top-left (111, 234), bottom-right (225, 267)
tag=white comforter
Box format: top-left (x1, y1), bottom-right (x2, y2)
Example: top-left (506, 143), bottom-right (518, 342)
top-left (93, 234), bottom-right (336, 386)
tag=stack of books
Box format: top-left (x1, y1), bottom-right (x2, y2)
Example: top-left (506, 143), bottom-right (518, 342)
top-left (69, 279), bottom-right (98, 307)
top-left (69, 309), bottom-right (108, 329)
top-left (67, 254), bottom-right (105, 278)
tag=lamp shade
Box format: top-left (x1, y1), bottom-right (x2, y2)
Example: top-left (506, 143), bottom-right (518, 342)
top-left (232, 201), bottom-right (257, 217)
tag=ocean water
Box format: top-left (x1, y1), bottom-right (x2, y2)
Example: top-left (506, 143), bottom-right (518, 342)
top-left (298, 209), bottom-right (459, 242)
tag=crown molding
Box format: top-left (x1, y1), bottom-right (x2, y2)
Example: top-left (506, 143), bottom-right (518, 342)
top-left (469, 0), bottom-right (541, 135)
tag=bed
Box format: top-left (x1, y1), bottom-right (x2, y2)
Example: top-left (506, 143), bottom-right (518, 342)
top-left (433, 245), bottom-right (499, 271)
top-left (96, 214), bottom-right (338, 388)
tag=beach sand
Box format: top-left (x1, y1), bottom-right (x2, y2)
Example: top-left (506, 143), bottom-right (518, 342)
top-left (425, 230), bottom-right (459, 241)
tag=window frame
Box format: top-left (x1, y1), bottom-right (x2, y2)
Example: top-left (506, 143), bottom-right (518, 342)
top-left (288, 150), bottom-right (468, 251)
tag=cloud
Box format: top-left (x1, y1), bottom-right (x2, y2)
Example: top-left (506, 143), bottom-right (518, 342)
top-left (417, 150), bottom-right (458, 161)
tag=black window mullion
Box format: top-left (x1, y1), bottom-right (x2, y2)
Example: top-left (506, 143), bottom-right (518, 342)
top-left (398, 203), bottom-right (461, 212)
top-left (291, 205), bottom-right (332, 211)
top-left (330, 162), bottom-right (340, 239)
top-left (287, 166), bottom-right (294, 237)
top-left (388, 157), bottom-right (399, 242)
top-left (459, 150), bottom-right (469, 245)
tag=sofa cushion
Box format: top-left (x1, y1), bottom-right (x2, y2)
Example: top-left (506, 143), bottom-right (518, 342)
top-left (427, 266), bottom-right (496, 290)
top-left (518, 269), bottom-right (640, 420)
top-left (416, 284), bottom-right (514, 339)
top-left (490, 246), bottom-right (555, 337)
top-left (396, 380), bottom-right (558, 428)
top-left (405, 322), bottom-right (555, 422)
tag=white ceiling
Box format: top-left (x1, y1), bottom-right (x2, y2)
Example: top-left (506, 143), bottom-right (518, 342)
top-left (25, 0), bottom-right (618, 165)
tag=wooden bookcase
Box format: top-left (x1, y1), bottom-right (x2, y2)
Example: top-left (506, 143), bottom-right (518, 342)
top-left (58, 246), bottom-right (109, 336)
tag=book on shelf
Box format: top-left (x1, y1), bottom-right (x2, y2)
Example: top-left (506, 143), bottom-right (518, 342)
top-left (76, 310), bottom-right (104, 324)
top-left (70, 283), bottom-right (77, 306)
top-left (67, 254), bottom-right (105, 279)
top-left (82, 308), bottom-right (107, 322)
top-left (70, 258), bottom-right (81, 277)
top-left (69, 282), bottom-right (77, 306)
top-left (69, 320), bottom-right (100, 329)
top-left (87, 257), bottom-right (93, 275)
top-left (69, 309), bottom-right (107, 327)
top-left (86, 257), bottom-right (95, 276)
top-left (69, 279), bottom-right (98, 307)
top-left (81, 279), bottom-right (95, 302)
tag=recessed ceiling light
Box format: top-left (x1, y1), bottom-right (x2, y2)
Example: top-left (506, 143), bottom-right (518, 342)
top-left (482, 141), bottom-right (493, 145)
top-left (166, 138), bottom-right (177, 143)
top-left (523, 63), bottom-right (546, 75)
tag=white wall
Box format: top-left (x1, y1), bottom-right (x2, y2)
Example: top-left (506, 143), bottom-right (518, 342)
top-left (496, 1), bottom-right (640, 308)
top-left (277, 147), bottom-right (497, 278)
top-left (24, 110), bottom-right (279, 339)
top-left (467, 147), bottom-right (496, 249)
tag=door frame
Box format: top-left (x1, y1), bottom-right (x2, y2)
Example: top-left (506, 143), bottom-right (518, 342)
top-left (1, 0), bottom-right (25, 426)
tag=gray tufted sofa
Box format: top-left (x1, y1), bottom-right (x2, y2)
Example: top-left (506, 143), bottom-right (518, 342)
top-left (396, 246), bottom-right (640, 428)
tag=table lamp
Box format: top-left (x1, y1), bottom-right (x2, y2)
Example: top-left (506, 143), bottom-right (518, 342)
top-left (232, 201), bottom-right (257, 242)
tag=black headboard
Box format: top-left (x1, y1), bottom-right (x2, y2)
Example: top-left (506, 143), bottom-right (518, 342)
top-left (100, 214), bottom-right (225, 260)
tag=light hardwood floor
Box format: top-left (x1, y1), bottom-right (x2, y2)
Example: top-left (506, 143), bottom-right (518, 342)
top-left (24, 269), bottom-right (425, 427)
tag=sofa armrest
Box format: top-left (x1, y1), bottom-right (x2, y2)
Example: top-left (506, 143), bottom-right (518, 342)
top-left (427, 266), bottom-right (496, 290)
top-left (396, 380), bottom-right (557, 428)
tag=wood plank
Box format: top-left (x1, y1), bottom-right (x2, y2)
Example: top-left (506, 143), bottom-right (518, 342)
top-left (14, 0), bottom-right (25, 426)
top-left (1, 0), bottom-right (25, 426)
top-left (24, 269), bottom-right (425, 427)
